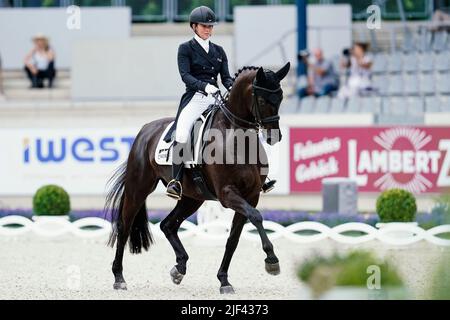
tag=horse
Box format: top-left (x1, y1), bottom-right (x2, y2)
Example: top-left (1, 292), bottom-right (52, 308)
top-left (104, 62), bottom-right (291, 294)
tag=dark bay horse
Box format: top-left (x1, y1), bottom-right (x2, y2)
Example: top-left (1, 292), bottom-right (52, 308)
top-left (105, 62), bottom-right (290, 294)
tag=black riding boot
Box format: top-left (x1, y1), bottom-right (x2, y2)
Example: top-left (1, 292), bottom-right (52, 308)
top-left (166, 162), bottom-right (184, 200)
top-left (166, 142), bottom-right (186, 200)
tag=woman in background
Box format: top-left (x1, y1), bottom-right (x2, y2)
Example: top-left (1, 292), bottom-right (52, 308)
top-left (24, 33), bottom-right (56, 88)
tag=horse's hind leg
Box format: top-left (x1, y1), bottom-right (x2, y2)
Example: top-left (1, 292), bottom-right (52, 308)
top-left (217, 213), bottom-right (247, 294)
top-left (112, 178), bottom-right (158, 290)
top-left (219, 186), bottom-right (280, 277)
top-left (160, 196), bottom-right (203, 285)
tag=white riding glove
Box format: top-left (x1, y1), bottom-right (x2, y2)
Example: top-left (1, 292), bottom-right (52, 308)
top-left (205, 84), bottom-right (219, 95)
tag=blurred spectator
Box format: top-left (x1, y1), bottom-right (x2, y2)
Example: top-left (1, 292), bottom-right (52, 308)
top-left (431, 8), bottom-right (450, 31)
top-left (24, 33), bottom-right (56, 89)
top-left (337, 42), bottom-right (373, 99)
top-left (0, 53), bottom-right (4, 101)
top-left (298, 48), bottom-right (339, 98)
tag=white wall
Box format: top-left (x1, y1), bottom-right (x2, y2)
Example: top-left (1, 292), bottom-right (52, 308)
top-left (424, 113), bottom-right (450, 125)
top-left (234, 4), bottom-right (352, 67)
top-left (0, 7), bottom-right (130, 69)
top-left (307, 5), bottom-right (353, 60)
top-left (71, 36), bottom-right (234, 101)
top-left (280, 113), bottom-right (374, 127)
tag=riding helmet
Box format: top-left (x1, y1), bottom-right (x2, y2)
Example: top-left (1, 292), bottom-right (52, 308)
top-left (189, 6), bottom-right (217, 28)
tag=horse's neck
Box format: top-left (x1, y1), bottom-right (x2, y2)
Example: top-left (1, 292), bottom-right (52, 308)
top-left (226, 93), bottom-right (253, 122)
top-left (210, 111), bottom-right (264, 164)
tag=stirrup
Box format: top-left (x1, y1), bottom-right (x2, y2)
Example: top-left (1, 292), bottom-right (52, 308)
top-left (166, 179), bottom-right (182, 200)
top-left (262, 180), bottom-right (276, 193)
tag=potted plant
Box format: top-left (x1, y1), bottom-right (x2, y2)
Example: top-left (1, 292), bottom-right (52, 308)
top-left (375, 188), bottom-right (418, 238)
top-left (297, 250), bottom-right (407, 300)
top-left (32, 184), bottom-right (71, 222)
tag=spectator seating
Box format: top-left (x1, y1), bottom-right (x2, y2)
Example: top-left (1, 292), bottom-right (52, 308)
top-left (283, 28), bottom-right (450, 124)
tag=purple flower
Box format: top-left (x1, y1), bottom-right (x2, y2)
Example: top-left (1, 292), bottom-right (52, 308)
top-left (0, 207), bottom-right (439, 229)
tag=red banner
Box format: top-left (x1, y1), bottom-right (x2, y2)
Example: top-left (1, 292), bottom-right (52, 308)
top-left (290, 127), bottom-right (450, 194)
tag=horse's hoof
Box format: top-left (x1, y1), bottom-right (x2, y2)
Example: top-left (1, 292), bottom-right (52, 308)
top-left (113, 282), bottom-right (127, 290)
top-left (170, 266), bottom-right (184, 285)
top-left (220, 285), bottom-right (235, 294)
top-left (265, 262), bottom-right (280, 275)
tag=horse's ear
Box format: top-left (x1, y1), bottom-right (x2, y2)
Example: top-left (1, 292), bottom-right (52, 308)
top-left (256, 67), bottom-right (266, 83)
top-left (275, 62), bottom-right (291, 81)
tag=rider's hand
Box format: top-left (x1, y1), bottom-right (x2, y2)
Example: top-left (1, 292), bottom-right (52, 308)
top-left (205, 84), bottom-right (219, 95)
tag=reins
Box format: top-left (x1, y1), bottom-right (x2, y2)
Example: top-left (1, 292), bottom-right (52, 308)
top-left (213, 91), bottom-right (260, 130)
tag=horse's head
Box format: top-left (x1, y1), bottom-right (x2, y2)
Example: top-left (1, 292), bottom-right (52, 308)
top-left (252, 62), bottom-right (290, 145)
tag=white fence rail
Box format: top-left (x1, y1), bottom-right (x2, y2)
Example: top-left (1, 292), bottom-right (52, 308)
top-left (0, 216), bottom-right (450, 246)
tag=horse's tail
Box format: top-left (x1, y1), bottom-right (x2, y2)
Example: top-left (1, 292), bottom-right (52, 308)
top-left (104, 161), bottom-right (153, 253)
top-left (105, 161), bottom-right (127, 248)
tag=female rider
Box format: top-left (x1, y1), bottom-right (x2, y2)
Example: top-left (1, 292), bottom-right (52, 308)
top-left (166, 6), bottom-right (234, 200)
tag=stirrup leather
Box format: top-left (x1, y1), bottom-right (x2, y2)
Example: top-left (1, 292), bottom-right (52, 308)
top-left (166, 179), bottom-right (183, 200)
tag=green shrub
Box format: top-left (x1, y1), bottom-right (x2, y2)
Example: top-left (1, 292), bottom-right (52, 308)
top-left (297, 250), bottom-right (404, 298)
top-left (376, 189), bottom-right (417, 222)
top-left (33, 185), bottom-right (71, 216)
top-left (431, 193), bottom-right (450, 224)
top-left (334, 251), bottom-right (403, 287)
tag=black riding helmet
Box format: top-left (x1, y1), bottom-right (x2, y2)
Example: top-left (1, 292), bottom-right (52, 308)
top-left (189, 6), bottom-right (217, 28)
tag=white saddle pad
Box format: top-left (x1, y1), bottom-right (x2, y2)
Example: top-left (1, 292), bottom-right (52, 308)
top-left (155, 121), bottom-right (175, 166)
top-left (155, 111), bottom-right (212, 166)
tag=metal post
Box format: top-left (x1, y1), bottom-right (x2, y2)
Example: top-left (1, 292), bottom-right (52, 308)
top-left (396, 0), bottom-right (407, 23)
top-left (396, 0), bottom-right (411, 54)
top-left (296, 0), bottom-right (307, 77)
top-left (166, 0), bottom-right (174, 22)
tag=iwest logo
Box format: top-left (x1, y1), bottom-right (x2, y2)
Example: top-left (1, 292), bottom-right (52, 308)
top-left (23, 136), bottom-right (134, 163)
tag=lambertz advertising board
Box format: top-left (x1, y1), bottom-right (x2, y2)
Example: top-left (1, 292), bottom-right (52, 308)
top-left (290, 127), bottom-right (450, 194)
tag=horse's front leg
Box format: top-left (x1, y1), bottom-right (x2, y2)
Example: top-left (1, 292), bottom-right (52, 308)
top-left (217, 213), bottom-right (247, 294)
top-left (219, 186), bottom-right (280, 278)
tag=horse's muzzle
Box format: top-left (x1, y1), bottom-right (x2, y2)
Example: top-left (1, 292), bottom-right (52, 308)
top-left (265, 130), bottom-right (282, 146)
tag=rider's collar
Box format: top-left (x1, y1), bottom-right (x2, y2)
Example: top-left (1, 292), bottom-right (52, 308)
top-left (194, 33), bottom-right (210, 53)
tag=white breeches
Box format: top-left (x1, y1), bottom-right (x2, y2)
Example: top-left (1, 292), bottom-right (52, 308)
top-left (175, 92), bottom-right (216, 143)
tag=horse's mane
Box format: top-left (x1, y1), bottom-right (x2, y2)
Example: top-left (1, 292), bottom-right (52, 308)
top-left (225, 66), bottom-right (260, 108)
top-left (232, 66), bottom-right (260, 83)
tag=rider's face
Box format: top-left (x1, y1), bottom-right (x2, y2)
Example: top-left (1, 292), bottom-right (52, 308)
top-left (195, 24), bottom-right (213, 40)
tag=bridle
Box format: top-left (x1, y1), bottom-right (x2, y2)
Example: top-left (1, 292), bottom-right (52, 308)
top-left (213, 79), bottom-right (282, 131)
top-left (251, 79), bottom-right (282, 126)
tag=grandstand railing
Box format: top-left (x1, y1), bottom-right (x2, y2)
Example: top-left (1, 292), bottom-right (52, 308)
top-left (0, 0), bottom-right (437, 22)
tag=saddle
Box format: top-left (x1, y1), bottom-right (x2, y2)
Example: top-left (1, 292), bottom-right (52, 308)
top-left (155, 104), bottom-right (218, 166)
top-left (155, 104), bottom-right (219, 200)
